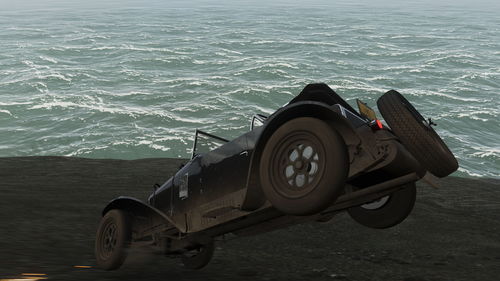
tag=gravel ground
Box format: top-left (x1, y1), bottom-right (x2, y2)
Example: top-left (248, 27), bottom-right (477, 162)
top-left (0, 156), bottom-right (499, 281)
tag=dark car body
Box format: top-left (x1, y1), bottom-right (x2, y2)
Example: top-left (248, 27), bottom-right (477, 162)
top-left (101, 83), bottom-right (431, 256)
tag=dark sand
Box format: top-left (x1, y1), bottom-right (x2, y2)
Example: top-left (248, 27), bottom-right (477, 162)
top-left (0, 156), bottom-right (499, 281)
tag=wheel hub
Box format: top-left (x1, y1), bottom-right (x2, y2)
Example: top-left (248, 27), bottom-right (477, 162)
top-left (274, 135), bottom-right (325, 198)
top-left (294, 160), bottom-right (305, 170)
top-left (361, 196), bottom-right (390, 210)
top-left (102, 222), bottom-right (117, 255)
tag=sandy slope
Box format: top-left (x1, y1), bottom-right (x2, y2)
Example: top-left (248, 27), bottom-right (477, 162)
top-left (0, 156), bottom-right (499, 281)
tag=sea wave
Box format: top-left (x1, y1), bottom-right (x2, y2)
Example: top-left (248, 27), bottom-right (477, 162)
top-left (1, 3), bottom-right (499, 178)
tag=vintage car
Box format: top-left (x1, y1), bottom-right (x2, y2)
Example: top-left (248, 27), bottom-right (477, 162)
top-left (95, 83), bottom-right (458, 270)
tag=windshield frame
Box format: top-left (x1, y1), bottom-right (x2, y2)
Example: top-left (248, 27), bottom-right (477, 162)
top-left (191, 129), bottom-right (229, 159)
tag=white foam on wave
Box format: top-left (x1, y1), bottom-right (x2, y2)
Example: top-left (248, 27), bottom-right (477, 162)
top-left (33, 81), bottom-right (48, 90)
top-left (232, 63), bottom-right (298, 77)
top-left (22, 60), bottom-right (49, 70)
top-left (219, 48), bottom-right (243, 55)
top-left (457, 112), bottom-right (492, 122)
top-left (171, 114), bottom-right (216, 125)
top-left (136, 140), bottom-right (171, 151)
top-left (38, 73), bottom-right (72, 82)
top-left (150, 143), bottom-right (172, 152)
top-left (358, 75), bottom-right (390, 82)
top-left (457, 72), bottom-right (500, 80)
top-left (48, 45), bottom-right (84, 53)
top-left (170, 106), bottom-right (199, 113)
top-left (250, 39), bottom-right (340, 47)
top-left (1, 77), bottom-right (32, 87)
top-left (91, 46), bottom-right (116, 51)
top-left (171, 103), bottom-right (221, 113)
top-left (471, 148), bottom-right (500, 159)
top-left (409, 89), bottom-right (483, 103)
top-left (65, 145), bottom-right (109, 157)
top-left (0, 109), bottom-right (13, 116)
top-left (207, 76), bottom-right (230, 81)
top-left (119, 44), bottom-right (184, 54)
top-left (39, 56), bottom-right (58, 64)
top-left (250, 104), bottom-right (274, 115)
top-left (0, 101), bottom-right (33, 106)
top-left (152, 77), bottom-right (204, 85)
top-left (457, 167), bottom-right (486, 178)
top-left (267, 62), bottom-right (299, 69)
top-left (374, 42), bottom-right (400, 50)
top-left (28, 100), bottom-right (176, 120)
top-left (6, 27), bottom-right (44, 32)
top-left (156, 135), bottom-right (186, 142)
top-left (378, 65), bottom-right (413, 71)
top-left (334, 83), bottom-right (387, 94)
top-left (104, 90), bottom-right (151, 97)
top-left (192, 59), bottom-right (206, 65)
top-left (424, 54), bottom-right (485, 68)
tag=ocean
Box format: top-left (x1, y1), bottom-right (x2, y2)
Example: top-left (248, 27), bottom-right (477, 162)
top-left (0, 0), bottom-right (499, 178)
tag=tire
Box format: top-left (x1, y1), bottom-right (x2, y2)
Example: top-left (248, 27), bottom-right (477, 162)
top-left (260, 117), bottom-right (348, 215)
top-left (95, 209), bottom-right (132, 270)
top-left (347, 182), bottom-right (416, 229)
top-left (181, 241), bottom-right (215, 270)
top-left (377, 90), bottom-right (458, 178)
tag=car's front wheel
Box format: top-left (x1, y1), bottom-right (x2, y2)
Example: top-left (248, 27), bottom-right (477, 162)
top-left (260, 117), bottom-right (348, 215)
top-left (347, 182), bottom-right (416, 229)
top-left (95, 209), bottom-right (132, 270)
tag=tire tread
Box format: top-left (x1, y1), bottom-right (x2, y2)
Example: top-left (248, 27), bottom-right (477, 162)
top-left (377, 91), bottom-right (458, 177)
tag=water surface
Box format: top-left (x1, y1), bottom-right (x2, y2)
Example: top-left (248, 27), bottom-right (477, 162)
top-left (0, 0), bottom-right (499, 178)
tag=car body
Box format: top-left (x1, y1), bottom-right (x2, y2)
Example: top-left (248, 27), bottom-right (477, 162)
top-left (96, 83), bottom-right (458, 270)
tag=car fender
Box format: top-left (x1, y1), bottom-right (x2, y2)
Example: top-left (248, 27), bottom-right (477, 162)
top-left (102, 196), bottom-right (185, 233)
top-left (240, 101), bottom-right (360, 211)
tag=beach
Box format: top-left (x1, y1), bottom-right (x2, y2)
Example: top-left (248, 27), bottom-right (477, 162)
top-left (0, 156), bottom-right (498, 281)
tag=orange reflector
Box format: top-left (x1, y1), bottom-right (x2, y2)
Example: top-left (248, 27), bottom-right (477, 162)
top-left (376, 119), bottom-right (383, 129)
top-left (73, 266), bottom-right (92, 269)
top-left (0, 275), bottom-right (49, 281)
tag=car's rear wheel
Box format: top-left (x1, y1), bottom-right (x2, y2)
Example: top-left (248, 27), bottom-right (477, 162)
top-left (181, 241), bottom-right (215, 270)
top-left (95, 209), bottom-right (132, 270)
top-left (347, 182), bottom-right (416, 229)
top-left (377, 90), bottom-right (458, 177)
top-left (260, 117), bottom-right (348, 215)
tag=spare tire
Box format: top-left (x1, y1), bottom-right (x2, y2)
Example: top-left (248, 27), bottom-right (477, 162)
top-left (377, 90), bottom-right (458, 177)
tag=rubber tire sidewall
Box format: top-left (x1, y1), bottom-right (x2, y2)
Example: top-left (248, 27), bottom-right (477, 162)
top-left (377, 90), bottom-right (458, 177)
top-left (347, 182), bottom-right (417, 229)
top-left (260, 117), bottom-right (348, 216)
top-left (95, 209), bottom-right (132, 270)
top-left (181, 241), bottom-right (215, 270)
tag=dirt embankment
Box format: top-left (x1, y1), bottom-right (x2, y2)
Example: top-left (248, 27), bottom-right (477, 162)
top-left (0, 156), bottom-right (499, 281)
